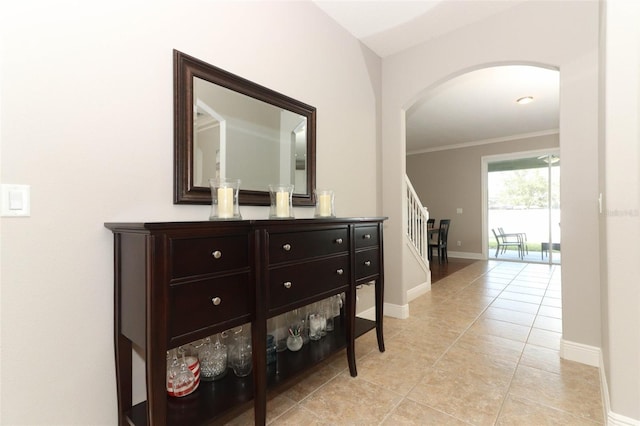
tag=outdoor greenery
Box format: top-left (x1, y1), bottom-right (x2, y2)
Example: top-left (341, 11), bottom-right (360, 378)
top-left (488, 241), bottom-right (546, 251)
top-left (489, 168), bottom-right (560, 209)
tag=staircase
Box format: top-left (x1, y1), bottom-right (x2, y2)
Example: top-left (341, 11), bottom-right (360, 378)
top-left (405, 175), bottom-right (430, 264)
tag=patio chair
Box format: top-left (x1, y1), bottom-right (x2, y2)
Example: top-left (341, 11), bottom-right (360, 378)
top-left (541, 242), bottom-right (561, 259)
top-left (491, 228), bottom-right (524, 259)
top-left (498, 227), bottom-right (528, 255)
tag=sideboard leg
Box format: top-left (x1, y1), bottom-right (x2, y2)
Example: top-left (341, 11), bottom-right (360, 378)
top-left (253, 317), bottom-right (267, 426)
top-left (375, 277), bottom-right (385, 352)
top-left (375, 223), bottom-right (386, 353)
top-left (114, 334), bottom-right (132, 426)
top-left (347, 282), bottom-right (357, 377)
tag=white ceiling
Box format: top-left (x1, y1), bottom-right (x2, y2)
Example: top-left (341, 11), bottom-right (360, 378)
top-left (312, 0), bottom-right (560, 152)
top-left (313, 0), bottom-right (526, 58)
top-left (406, 65), bottom-right (559, 153)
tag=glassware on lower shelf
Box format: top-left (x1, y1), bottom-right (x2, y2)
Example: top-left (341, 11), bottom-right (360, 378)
top-left (274, 313), bottom-right (288, 352)
top-left (308, 312), bottom-right (323, 341)
top-left (286, 325), bottom-right (303, 351)
top-left (227, 326), bottom-right (244, 366)
top-left (231, 334), bottom-right (252, 377)
top-left (319, 303), bottom-right (328, 337)
top-left (166, 351), bottom-right (200, 397)
top-left (199, 334), bottom-right (227, 381)
top-left (266, 334), bottom-right (277, 365)
top-left (326, 294), bottom-right (341, 332)
top-left (166, 349), bottom-right (180, 393)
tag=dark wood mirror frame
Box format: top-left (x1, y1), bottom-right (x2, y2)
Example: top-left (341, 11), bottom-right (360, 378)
top-left (174, 49), bottom-right (317, 206)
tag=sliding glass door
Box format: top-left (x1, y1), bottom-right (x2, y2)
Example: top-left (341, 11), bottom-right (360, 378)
top-left (484, 151), bottom-right (560, 264)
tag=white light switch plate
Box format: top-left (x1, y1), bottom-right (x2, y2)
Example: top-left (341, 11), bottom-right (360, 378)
top-left (1, 184), bottom-right (31, 217)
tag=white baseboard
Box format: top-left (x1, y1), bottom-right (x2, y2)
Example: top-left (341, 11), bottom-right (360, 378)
top-left (560, 338), bottom-right (600, 367)
top-left (562, 340), bottom-right (640, 425)
top-left (446, 251), bottom-right (485, 260)
top-left (356, 306), bottom-right (376, 321)
top-left (599, 351), bottom-right (611, 424)
top-left (384, 302), bottom-right (409, 319)
top-left (407, 281), bottom-right (430, 302)
top-left (598, 352), bottom-right (640, 425)
top-left (357, 302), bottom-right (409, 320)
top-left (608, 411), bottom-right (640, 425)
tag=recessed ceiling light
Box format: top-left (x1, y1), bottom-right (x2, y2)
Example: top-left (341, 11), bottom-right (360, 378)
top-left (516, 96), bottom-right (534, 104)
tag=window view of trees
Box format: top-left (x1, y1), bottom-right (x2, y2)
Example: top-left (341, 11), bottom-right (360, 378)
top-left (487, 161), bottom-right (561, 264)
top-left (489, 167), bottom-right (560, 210)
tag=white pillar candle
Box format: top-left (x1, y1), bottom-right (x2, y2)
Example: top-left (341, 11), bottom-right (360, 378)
top-left (217, 187), bottom-right (234, 218)
top-left (318, 193), bottom-right (332, 217)
top-left (276, 191), bottom-right (290, 217)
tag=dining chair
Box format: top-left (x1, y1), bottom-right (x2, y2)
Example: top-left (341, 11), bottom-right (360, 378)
top-left (426, 218), bottom-right (436, 241)
top-left (429, 219), bottom-right (451, 263)
top-left (426, 218), bottom-right (436, 261)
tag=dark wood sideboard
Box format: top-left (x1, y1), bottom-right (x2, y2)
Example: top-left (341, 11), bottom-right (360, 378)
top-left (105, 217), bottom-right (386, 425)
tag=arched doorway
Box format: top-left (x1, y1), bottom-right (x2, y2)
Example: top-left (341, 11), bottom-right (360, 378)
top-left (405, 64), bottom-right (560, 264)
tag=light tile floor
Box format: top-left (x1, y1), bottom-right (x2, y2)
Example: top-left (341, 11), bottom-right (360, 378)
top-left (229, 261), bottom-right (604, 425)
top-left (490, 247), bottom-right (561, 265)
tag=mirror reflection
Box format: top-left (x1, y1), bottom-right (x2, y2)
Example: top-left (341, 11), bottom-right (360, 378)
top-left (193, 77), bottom-right (308, 193)
top-left (174, 49), bottom-right (316, 206)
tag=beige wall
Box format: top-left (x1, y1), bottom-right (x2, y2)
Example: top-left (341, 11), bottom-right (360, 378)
top-left (407, 133), bottom-right (559, 255)
top-left (387, 1), bottom-right (640, 421)
top-left (1, 0), bottom-right (637, 423)
top-left (601, 0), bottom-right (640, 420)
top-left (0, 2), bottom-right (381, 424)
top-left (382, 0), bottom-right (602, 379)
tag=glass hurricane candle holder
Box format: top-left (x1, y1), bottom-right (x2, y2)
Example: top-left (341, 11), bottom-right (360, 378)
top-left (314, 189), bottom-right (335, 218)
top-left (269, 184), bottom-right (294, 219)
top-left (209, 178), bottom-right (241, 220)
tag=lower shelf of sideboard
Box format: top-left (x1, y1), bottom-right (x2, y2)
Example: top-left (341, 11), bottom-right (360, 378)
top-left (126, 317), bottom-right (377, 426)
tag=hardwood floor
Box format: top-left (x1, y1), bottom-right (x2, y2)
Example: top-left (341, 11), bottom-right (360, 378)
top-left (430, 257), bottom-right (477, 283)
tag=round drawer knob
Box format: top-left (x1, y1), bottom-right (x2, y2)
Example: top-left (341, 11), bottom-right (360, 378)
top-left (336, 269), bottom-right (344, 275)
top-left (283, 244), bottom-right (291, 251)
top-left (364, 260), bottom-right (371, 266)
top-left (283, 281), bottom-right (292, 289)
top-left (211, 297), bottom-right (222, 306)
top-left (335, 238), bottom-right (343, 244)
top-left (212, 250), bottom-right (222, 259)
top-left (363, 234), bottom-right (371, 240)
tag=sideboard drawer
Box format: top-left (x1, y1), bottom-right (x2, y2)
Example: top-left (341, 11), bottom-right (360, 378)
top-left (169, 273), bottom-right (252, 342)
top-left (354, 225), bottom-right (379, 249)
top-left (355, 248), bottom-right (380, 280)
top-left (170, 235), bottom-right (249, 279)
top-left (268, 255), bottom-right (349, 311)
top-left (268, 228), bottom-right (348, 264)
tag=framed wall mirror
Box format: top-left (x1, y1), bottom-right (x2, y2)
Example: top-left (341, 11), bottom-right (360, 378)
top-left (174, 50), bottom-right (316, 206)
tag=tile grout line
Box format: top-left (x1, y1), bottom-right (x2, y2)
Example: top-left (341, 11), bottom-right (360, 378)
top-left (378, 261), bottom-right (509, 426)
top-left (417, 260), bottom-right (527, 425)
top-left (431, 261), bottom-right (565, 424)
top-left (492, 263), bottom-right (555, 424)
top-left (270, 261), bottom-right (568, 425)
